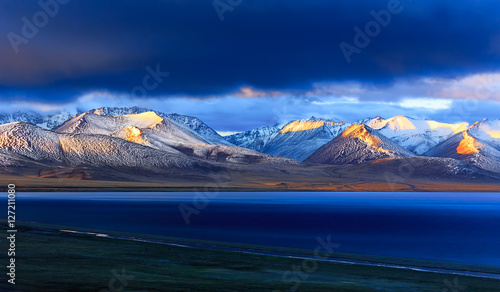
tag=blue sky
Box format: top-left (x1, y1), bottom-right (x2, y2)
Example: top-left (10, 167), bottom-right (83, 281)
top-left (1, 0), bottom-right (500, 131)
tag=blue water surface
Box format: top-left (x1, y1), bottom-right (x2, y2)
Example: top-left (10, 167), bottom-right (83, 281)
top-left (13, 192), bottom-right (500, 267)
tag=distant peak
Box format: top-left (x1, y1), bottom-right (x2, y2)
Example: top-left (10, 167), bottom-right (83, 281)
top-left (369, 115), bottom-right (416, 131)
top-left (358, 116), bottom-right (384, 127)
top-left (124, 111), bottom-right (159, 117)
top-left (469, 118), bottom-right (500, 139)
top-left (387, 115), bottom-right (413, 123)
top-left (87, 106), bottom-right (151, 116)
top-left (426, 120), bottom-right (468, 133)
top-left (280, 119), bottom-right (345, 133)
top-left (123, 111), bottom-right (163, 127)
top-left (470, 118), bottom-right (492, 128)
top-left (305, 116), bottom-right (343, 123)
top-left (341, 124), bottom-right (369, 137)
top-left (281, 120), bottom-right (324, 133)
top-left (341, 124), bottom-right (392, 153)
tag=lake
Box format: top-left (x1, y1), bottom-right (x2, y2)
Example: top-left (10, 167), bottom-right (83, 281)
top-left (13, 192), bottom-right (500, 267)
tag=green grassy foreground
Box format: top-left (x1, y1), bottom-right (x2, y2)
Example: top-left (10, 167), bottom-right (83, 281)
top-left (1, 222), bottom-right (500, 291)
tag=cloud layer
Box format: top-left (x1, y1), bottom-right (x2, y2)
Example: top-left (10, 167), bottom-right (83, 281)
top-left (1, 0), bottom-right (499, 131)
top-left (1, 0), bottom-right (500, 101)
top-left (3, 86), bottom-right (499, 132)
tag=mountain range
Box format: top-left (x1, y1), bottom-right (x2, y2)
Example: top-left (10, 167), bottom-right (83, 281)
top-left (1, 107), bottom-right (499, 191)
top-left (305, 124), bottom-right (415, 165)
top-left (425, 119), bottom-right (500, 174)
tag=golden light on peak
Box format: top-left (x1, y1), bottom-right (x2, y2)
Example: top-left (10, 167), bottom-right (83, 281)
top-left (387, 116), bottom-right (416, 130)
top-left (426, 121), bottom-right (468, 133)
top-left (280, 120), bottom-right (344, 133)
top-left (369, 116), bottom-right (416, 131)
top-left (123, 111), bottom-right (163, 128)
top-left (342, 124), bottom-right (392, 153)
top-left (122, 126), bottom-right (148, 144)
top-left (488, 131), bottom-right (500, 139)
top-left (457, 131), bottom-right (482, 155)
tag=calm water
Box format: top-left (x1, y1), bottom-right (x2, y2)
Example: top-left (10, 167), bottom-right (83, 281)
top-left (13, 192), bottom-right (500, 267)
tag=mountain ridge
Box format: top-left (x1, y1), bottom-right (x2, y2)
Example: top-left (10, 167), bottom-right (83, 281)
top-left (2, 107), bottom-right (500, 177)
top-left (305, 124), bottom-right (415, 165)
top-left (87, 107), bottom-right (233, 146)
top-left (52, 111), bottom-right (300, 166)
top-left (1, 110), bottom-right (499, 191)
top-left (425, 119), bottom-right (500, 173)
top-left (228, 117), bottom-right (351, 161)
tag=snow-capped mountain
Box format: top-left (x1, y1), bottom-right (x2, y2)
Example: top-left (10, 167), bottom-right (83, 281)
top-left (89, 107), bottom-right (147, 116)
top-left (367, 116), bottom-right (469, 155)
top-left (89, 107), bottom-right (232, 145)
top-left (56, 111), bottom-right (208, 147)
top-left (261, 117), bottom-right (350, 161)
top-left (0, 122), bottom-right (209, 171)
top-left (2, 107), bottom-right (499, 172)
top-left (467, 118), bottom-right (500, 150)
top-left (228, 117), bottom-right (350, 161)
top-left (1, 109), bottom-right (499, 188)
top-left (0, 111), bottom-right (73, 130)
top-left (0, 119), bottom-right (299, 181)
top-left (425, 119), bottom-right (500, 173)
top-left (0, 107), bottom-right (231, 146)
top-left (165, 113), bottom-right (233, 146)
top-left (227, 115), bottom-right (470, 159)
top-left (54, 111), bottom-right (299, 166)
top-left (305, 124), bottom-right (415, 165)
top-left (225, 126), bottom-right (280, 152)
top-left (357, 116), bottom-right (385, 126)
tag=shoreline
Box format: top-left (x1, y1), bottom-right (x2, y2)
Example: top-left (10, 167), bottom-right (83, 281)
top-left (59, 229), bottom-right (500, 280)
top-left (3, 221), bottom-right (500, 291)
top-left (2, 172), bottom-right (500, 193)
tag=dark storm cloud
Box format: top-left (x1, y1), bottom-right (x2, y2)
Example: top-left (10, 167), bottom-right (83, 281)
top-left (1, 0), bottom-right (500, 101)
